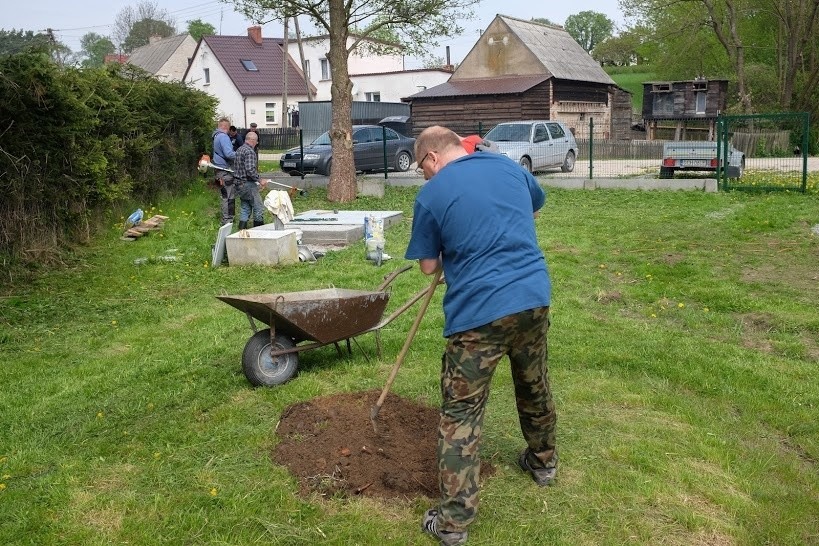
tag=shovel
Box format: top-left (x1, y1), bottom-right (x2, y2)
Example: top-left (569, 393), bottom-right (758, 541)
top-left (370, 268), bottom-right (443, 431)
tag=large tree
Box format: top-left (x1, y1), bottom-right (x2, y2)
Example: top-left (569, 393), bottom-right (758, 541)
top-left (622, 0), bottom-right (819, 116)
top-left (564, 10), bottom-right (614, 54)
top-left (187, 19), bottom-right (216, 41)
top-left (123, 19), bottom-right (176, 52)
top-left (0, 29), bottom-right (51, 56)
top-left (232, 0), bottom-right (476, 202)
top-left (78, 32), bottom-right (115, 68)
top-left (114, 1), bottom-right (176, 52)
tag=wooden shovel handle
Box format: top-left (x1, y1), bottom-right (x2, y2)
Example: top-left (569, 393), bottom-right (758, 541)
top-left (372, 268), bottom-right (443, 417)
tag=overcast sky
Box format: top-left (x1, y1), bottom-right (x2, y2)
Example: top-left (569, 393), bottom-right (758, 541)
top-left (4, 0), bottom-right (628, 66)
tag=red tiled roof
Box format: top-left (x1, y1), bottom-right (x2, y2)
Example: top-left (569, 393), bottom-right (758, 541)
top-left (203, 35), bottom-right (315, 96)
top-left (404, 75), bottom-right (550, 100)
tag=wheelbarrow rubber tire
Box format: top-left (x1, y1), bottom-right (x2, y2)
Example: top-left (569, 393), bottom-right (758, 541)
top-left (242, 330), bottom-right (298, 387)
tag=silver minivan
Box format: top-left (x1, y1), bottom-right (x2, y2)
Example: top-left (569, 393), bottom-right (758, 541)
top-left (483, 120), bottom-right (578, 173)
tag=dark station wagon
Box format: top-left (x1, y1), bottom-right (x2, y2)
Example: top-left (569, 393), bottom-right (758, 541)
top-left (280, 125), bottom-right (416, 176)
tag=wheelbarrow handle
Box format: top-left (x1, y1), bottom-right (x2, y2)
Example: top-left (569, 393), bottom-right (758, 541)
top-left (377, 264), bottom-right (413, 291)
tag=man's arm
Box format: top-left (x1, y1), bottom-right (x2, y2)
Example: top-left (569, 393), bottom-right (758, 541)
top-left (418, 257), bottom-right (440, 275)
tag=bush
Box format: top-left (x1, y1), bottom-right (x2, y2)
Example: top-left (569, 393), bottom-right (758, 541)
top-left (0, 52), bottom-right (216, 270)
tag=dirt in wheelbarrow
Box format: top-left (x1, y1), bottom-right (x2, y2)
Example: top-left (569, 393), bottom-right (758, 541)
top-left (273, 389), bottom-right (495, 501)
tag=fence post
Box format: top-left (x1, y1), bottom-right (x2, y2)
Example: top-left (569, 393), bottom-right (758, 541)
top-left (801, 112), bottom-right (810, 193)
top-left (382, 125), bottom-right (388, 180)
top-left (478, 121), bottom-right (483, 136)
top-left (298, 129), bottom-right (305, 181)
top-left (589, 117), bottom-right (594, 180)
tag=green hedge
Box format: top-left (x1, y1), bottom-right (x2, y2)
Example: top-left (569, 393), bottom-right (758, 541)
top-left (0, 50), bottom-right (216, 266)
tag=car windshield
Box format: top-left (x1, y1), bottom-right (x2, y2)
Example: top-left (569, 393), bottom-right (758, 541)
top-left (485, 123), bottom-right (532, 142)
top-left (310, 131), bottom-right (332, 145)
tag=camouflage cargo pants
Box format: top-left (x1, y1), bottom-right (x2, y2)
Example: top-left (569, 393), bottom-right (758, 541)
top-left (436, 306), bottom-right (556, 532)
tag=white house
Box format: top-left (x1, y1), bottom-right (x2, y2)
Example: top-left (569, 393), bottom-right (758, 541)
top-left (285, 35), bottom-right (453, 102)
top-left (183, 26), bottom-right (315, 128)
top-left (127, 34), bottom-right (197, 81)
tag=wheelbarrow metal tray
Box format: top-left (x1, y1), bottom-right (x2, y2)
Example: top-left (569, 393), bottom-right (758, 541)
top-left (217, 288), bottom-right (390, 344)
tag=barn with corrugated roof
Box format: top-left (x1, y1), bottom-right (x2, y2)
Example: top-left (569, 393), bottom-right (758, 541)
top-left (403, 15), bottom-right (632, 140)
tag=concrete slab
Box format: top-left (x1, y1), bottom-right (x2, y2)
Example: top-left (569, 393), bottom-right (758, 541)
top-left (226, 228), bottom-right (300, 266)
top-left (283, 210), bottom-right (403, 246)
top-left (357, 178), bottom-right (385, 197)
top-left (211, 222), bottom-right (233, 268)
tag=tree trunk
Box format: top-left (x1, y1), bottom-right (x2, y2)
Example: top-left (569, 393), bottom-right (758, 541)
top-left (326, 0), bottom-right (356, 202)
top-left (703, 0), bottom-right (752, 112)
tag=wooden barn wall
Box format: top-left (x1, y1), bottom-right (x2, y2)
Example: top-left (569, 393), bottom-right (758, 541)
top-left (553, 80), bottom-right (609, 104)
top-left (610, 87), bottom-right (634, 140)
top-left (642, 80), bottom-right (728, 120)
top-left (408, 82), bottom-right (551, 136)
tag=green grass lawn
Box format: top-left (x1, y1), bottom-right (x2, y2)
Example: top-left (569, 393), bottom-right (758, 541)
top-left (1, 180), bottom-right (818, 545)
top-left (608, 69), bottom-right (656, 114)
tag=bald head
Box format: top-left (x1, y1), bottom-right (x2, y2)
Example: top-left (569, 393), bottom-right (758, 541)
top-left (414, 126), bottom-right (468, 180)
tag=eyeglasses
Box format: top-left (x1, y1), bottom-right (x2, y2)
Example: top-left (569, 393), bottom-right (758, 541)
top-left (415, 151), bottom-right (431, 175)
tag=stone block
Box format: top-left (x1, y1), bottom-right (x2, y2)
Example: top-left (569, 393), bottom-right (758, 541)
top-left (226, 228), bottom-right (299, 266)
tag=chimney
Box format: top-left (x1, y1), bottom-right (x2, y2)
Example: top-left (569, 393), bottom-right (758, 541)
top-left (149, 35), bottom-right (162, 45)
top-left (248, 26), bottom-right (262, 45)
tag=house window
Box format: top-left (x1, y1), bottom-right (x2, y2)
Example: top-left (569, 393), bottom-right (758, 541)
top-left (653, 92), bottom-right (674, 116)
top-left (365, 92), bottom-right (381, 102)
top-left (303, 59), bottom-right (310, 79)
top-left (241, 59), bottom-right (258, 71)
top-left (265, 102), bottom-right (276, 124)
top-left (203, 68), bottom-right (210, 84)
top-left (320, 58), bottom-right (330, 80)
top-left (695, 91), bottom-right (707, 114)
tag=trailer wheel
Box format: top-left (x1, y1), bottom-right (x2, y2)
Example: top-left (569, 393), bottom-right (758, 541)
top-left (659, 167), bottom-right (675, 179)
top-left (242, 330), bottom-right (298, 387)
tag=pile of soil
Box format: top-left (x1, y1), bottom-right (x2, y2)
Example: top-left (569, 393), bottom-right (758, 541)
top-left (273, 389), bottom-right (440, 500)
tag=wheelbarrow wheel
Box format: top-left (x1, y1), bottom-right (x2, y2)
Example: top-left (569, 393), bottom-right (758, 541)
top-left (242, 330), bottom-right (298, 387)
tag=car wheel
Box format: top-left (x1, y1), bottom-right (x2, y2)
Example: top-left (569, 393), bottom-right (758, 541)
top-left (320, 159), bottom-right (332, 176)
top-left (395, 151), bottom-right (412, 172)
top-left (561, 151), bottom-right (576, 173)
top-left (519, 156), bottom-right (532, 173)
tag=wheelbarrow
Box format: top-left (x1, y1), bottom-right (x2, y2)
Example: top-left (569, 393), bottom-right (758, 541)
top-left (217, 265), bottom-right (436, 387)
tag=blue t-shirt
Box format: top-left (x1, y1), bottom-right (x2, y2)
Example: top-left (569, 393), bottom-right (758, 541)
top-left (405, 152), bottom-right (551, 337)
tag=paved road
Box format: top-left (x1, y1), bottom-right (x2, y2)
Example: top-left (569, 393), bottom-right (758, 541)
top-left (261, 156), bottom-right (819, 188)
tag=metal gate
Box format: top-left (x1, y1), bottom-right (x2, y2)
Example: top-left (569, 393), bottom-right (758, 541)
top-left (716, 112), bottom-right (810, 192)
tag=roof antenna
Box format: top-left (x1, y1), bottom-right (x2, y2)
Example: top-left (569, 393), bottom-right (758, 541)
top-left (220, 8), bottom-right (224, 35)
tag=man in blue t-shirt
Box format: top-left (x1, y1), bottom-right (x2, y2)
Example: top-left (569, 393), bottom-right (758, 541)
top-left (407, 126), bottom-right (558, 546)
top-left (212, 117), bottom-right (236, 225)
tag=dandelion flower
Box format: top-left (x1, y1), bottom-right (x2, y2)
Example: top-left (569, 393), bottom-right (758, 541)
top-left (703, 307), bottom-right (710, 312)
top-left (651, 313), bottom-right (657, 318)
top-left (97, 412), bottom-right (104, 419)
top-left (154, 452), bottom-right (161, 459)
top-left (210, 488), bottom-right (218, 496)
top-left (0, 483), bottom-right (6, 491)
top-left (678, 302), bottom-right (685, 308)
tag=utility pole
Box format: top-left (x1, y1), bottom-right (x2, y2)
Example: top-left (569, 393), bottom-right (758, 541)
top-left (281, 17), bottom-right (289, 128)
